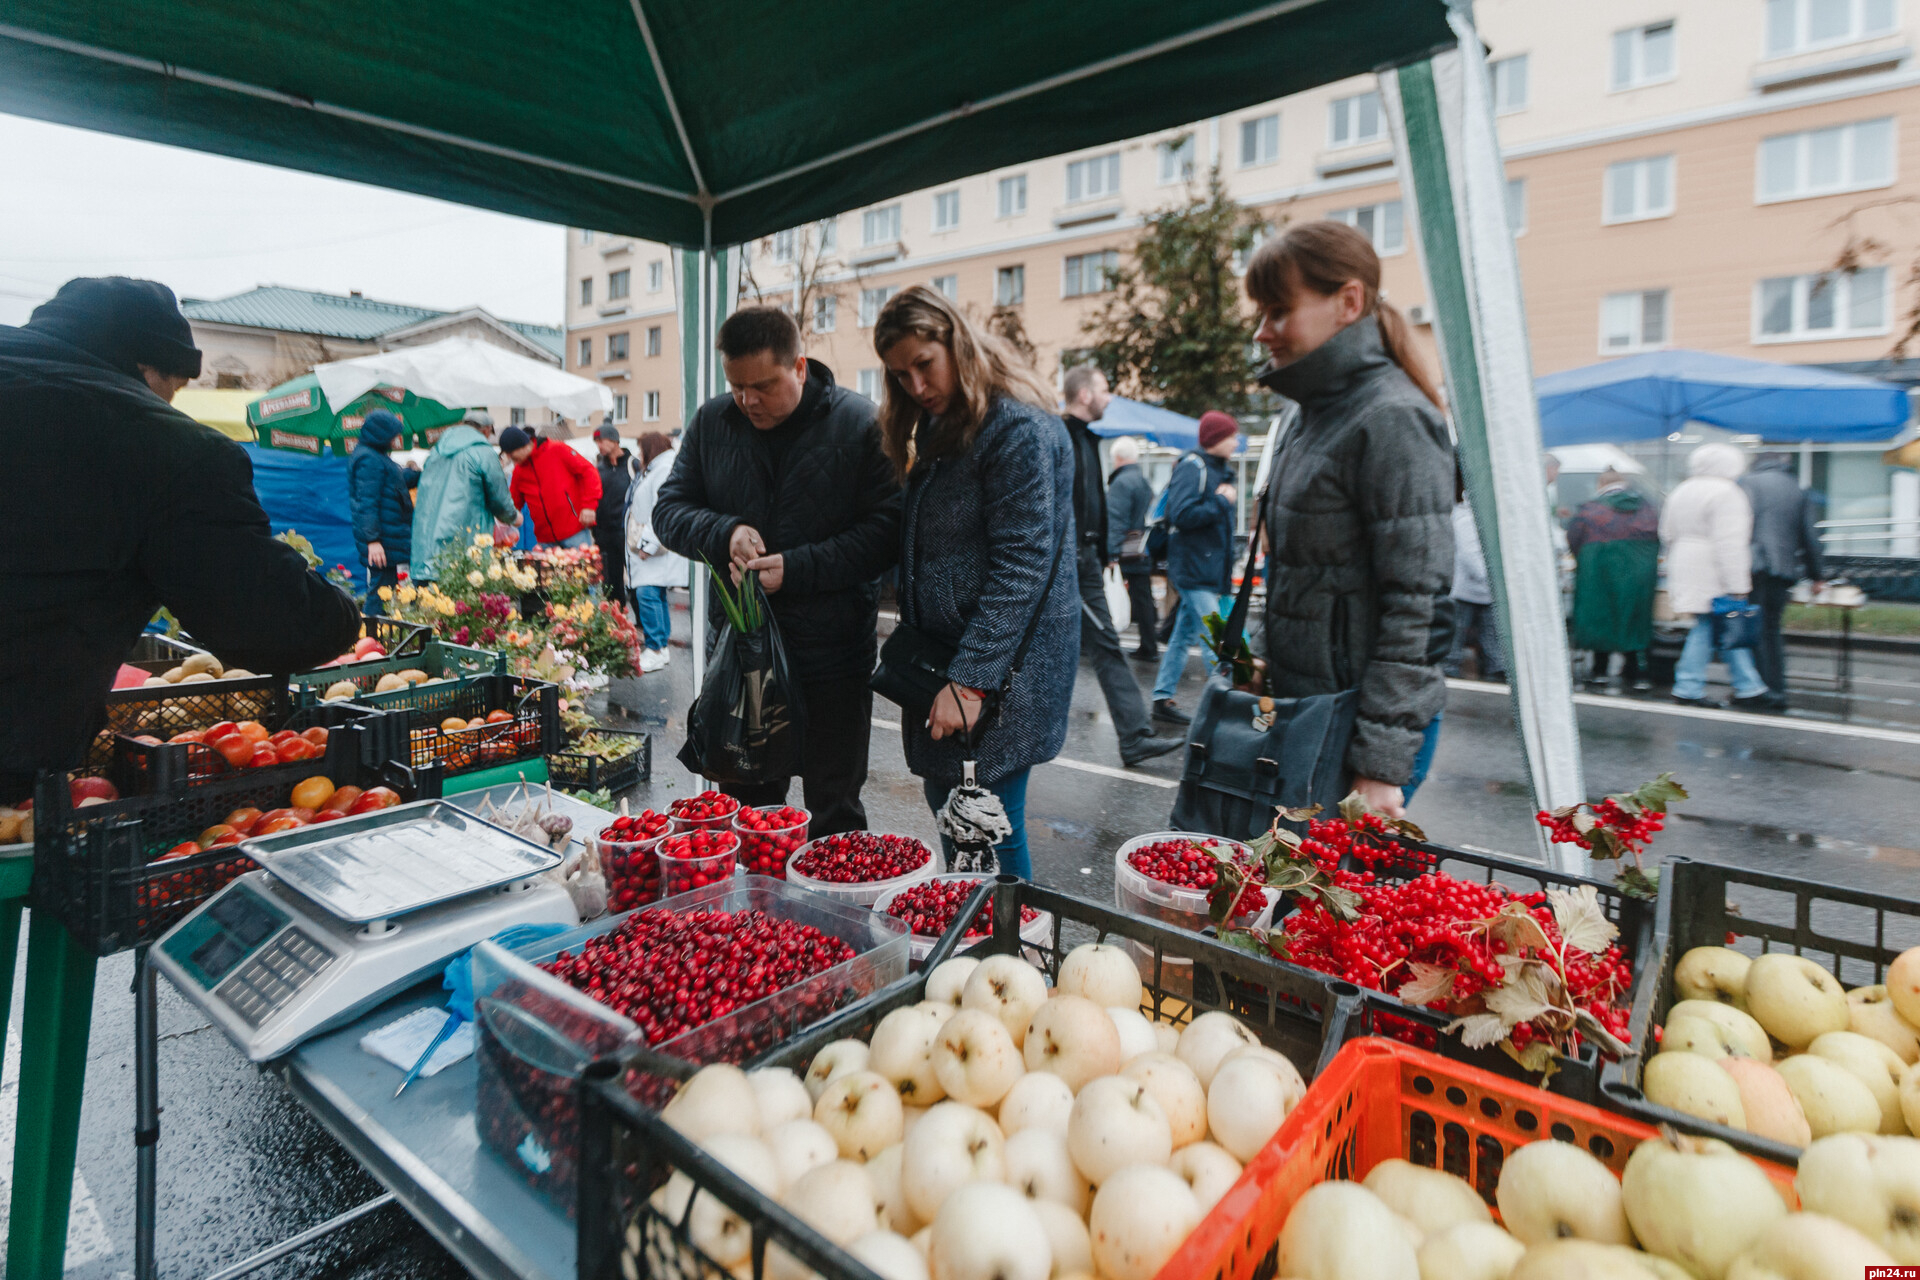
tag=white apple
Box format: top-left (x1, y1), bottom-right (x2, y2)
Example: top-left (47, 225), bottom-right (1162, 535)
top-left (1720, 1058), bottom-right (1813, 1147)
top-left (1120, 1052), bottom-right (1208, 1149)
top-left (870, 1004), bottom-right (951, 1107)
top-left (1067, 1075), bottom-right (1173, 1186)
top-left (998, 1071), bottom-right (1076, 1139)
top-left (1089, 1164), bottom-right (1202, 1280)
top-left (1024, 995), bottom-right (1123, 1092)
top-left (805, 1039), bottom-right (872, 1103)
top-left (1888, 947), bottom-right (1920, 1027)
top-left (1207, 1055), bottom-right (1305, 1162)
top-left (749, 1067), bottom-right (815, 1129)
top-left (902, 1104), bottom-right (928, 1138)
top-left (866, 1143), bottom-right (919, 1235)
top-left (1508, 1240), bottom-right (1690, 1279)
top-left (1809, 1031), bottom-right (1910, 1134)
top-left (1495, 1139), bottom-right (1634, 1246)
top-left (1665, 1000), bottom-right (1773, 1061)
top-left (1622, 1131), bottom-right (1788, 1278)
top-left (900, 1102), bottom-right (1006, 1225)
top-left (1169, 1141), bottom-right (1242, 1212)
top-left (1176, 1011), bottom-right (1260, 1087)
top-left (927, 1181), bottom-right (1051, 1280)
top-left (1795, 1132), bottom-right (1920, 1262)
top-left (764, 1118), bottom-right (840, 1187)
top-left (663, 1064), bottom-right (762, 1144)
top-left (1276, 1180), bottom-right (1419, 1280)
top-left (1056, 943), bottom-right (1143, 1012)
top-left (1850, 986), bottom-right (1920, 1065)
top-left (1417, 1221), bottom-right (1525, 1280)
top-left (649, 1133), bottom-right (783, 1269)
top-left (962, 956), bottom-right (1049, 1049)
top-left (926, 957), bottom-right (981, 1011)
top-left (1004, 1126), bottom-right (1092, 1215)
top-left (1745, 954), bottom-right (1849, 1050)
top-left (1030, 1198), bottom-right (1094, 1277)
top-left (768, 1160), bottom-right (883, 1280)
top-left (1363, 1158), bottom-right (1494, 1237)
top-left (1724, 1211), bottom-right (1896, 1279)
top-left (931, 1009), bottom-right (1025, 1109)
top-left (1643, 1052), bottom-right (1747, 1129)
top-left (816, 1070), bottom-right (907, 1162)
top-left (1778, 1053), bottom-right (1882, 1138)
top-left (1675, 946), bottom-right (1753, 1008)
top-left (847, 1230), bottom-right (931, 1280)
top-left (1107, 1006), bottom-right (1159, 1064)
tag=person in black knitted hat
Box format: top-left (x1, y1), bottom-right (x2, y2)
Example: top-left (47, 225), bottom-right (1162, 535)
top-left (24, 276), bottom-right (205, 402)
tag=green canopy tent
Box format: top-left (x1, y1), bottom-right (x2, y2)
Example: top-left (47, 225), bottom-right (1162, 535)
top-left (245, 372), bottom-right (466, 456)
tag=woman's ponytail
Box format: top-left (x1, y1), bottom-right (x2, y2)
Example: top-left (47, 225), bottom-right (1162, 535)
top-left (1372, 297), bottom-right (1445, 410)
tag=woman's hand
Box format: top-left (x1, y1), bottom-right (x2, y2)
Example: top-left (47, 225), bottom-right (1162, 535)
top-left (929, 684), bottom-right (985, 741)
top-left (1351, 775), bottom-right (1406, 819)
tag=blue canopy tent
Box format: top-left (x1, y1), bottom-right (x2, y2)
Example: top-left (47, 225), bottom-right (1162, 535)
top-left (238, 444), bottom-right (362, 588)
top-left (1537, 349), bottom-right (1912, 447)
top-left (1088, 395), bottom-right (1202, 451)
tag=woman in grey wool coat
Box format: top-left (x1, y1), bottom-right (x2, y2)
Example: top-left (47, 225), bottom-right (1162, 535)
top-left (872, 286), bottom-right (1078, 879)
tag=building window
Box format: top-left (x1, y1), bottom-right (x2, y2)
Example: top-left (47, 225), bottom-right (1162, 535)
top-left (995, 265), bottom-right (1026, 306)
top-left (581, 229), bottom-right (595, 244)
top-left (1238, 115), bottom-right (1280, 167)
top-left (1603, 155), bottom-right (1676, 223)
top-left (1601, 289), bottom-right (1671, 352)
top-left (1490, 54), bottom-right (1530, 113)
top-left (1757, 267), bottom-right (1889, 339)
top-left (1232, 222), bottom-right (1272, 275)
top-left (1506, 177), bottom-right (1528, 235)
top-left (607, 331), bottom-right (630, 362)
top-left (1328, 91), bottom-right (1385, 148)
top-left (773, 230), bottom-right (797, 263)
top-left (612, 393), bottom-right (629, 423)
top-left (579, 277), bottom-right (593, 306)
top-left (608, 269), bottom-right (631, 300)
top-left (577, 337), bottom-right (591, 366)
top-left (932, 274), bottom-right (958, 301)
top-left (510, 407), bottom-right (526, 426)
top-left (814, 295), bottom-right (837, 332)
top-left (857, 369), bottom-right (883, 402)
top-left (647, 260), bottom-right (664, 292)
top-left (1611, 21), bottom-right (1676, 90)
top-left (932, 189), bottom-right (961, 232)
top-left (644, 390), bottom-right (661, 421)
top-left (859, 286), bottom-right (897, 328)
top-left (1328, 202), bottom-right (1405, 255)
top-left (1758, 118), bottom-right (1895, 202)
top-left (862, 204), bottom-right (903, 246)
top-left (998, 174), bottom-right (1028, 218)
top-left (1160, 134), bottom-right (1197, 184)
top-left (646, 326), bottom-right (662, 357)
top-left (817, 218), bottom-right (838, 252)
top-left (1063, 250), bottom-right (1121, 298)
top-left (1066, 153), bottom-right (1121, 203)
top-left (1766, 0), bottom-right (1898, 56)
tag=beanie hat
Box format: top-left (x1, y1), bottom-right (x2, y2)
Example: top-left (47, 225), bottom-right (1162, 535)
top-left (498, 426), bottom-right (532, 453)
top-left (27, 277), bottom-right (203, 381)
top-left (593, 425), bottom-right (621, 443)
top-left (462, 409), bottom-right (494, 428)
top-left (1197, 411), bottom-right (1238, 451)
top-left (359, 409), bottom-right (403, 449)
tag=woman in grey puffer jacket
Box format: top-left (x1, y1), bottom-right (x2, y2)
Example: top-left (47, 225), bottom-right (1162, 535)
top-left (1246, 222), bottom-right (1456, 818)
top-left (873, 286), bottom-right (1078, 879)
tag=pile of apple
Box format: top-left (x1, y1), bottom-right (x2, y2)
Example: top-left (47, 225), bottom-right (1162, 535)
top-left (634, 945), bottom-right (1307, 1280)
top-left (1275, 1124), bottom-right (1915, 1278)
top-left (126, 722), bottom-right (330, 774)
top-left (1640, 943), bottom-right (1920, 1148)
top-left (0, 776), bottom-right (121, 845)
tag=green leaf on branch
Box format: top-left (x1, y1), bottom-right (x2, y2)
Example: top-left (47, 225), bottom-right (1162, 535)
top-left (1614, 772), bottom-right (1688, 815)
top-left (1614, 866), bottom-right (1660, 901)
top-left (1499, 1039), bottom-right (1561, 1082)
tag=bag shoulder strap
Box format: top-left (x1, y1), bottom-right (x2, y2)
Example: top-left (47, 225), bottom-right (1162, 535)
top-left (1003, 530), bottom-right (1066, 694)
top-left (1219, 480), bottom-right (1271, 657)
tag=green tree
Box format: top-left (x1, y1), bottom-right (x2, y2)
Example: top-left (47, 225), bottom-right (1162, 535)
top-left (1080, 165), bottom-right (1274, 418)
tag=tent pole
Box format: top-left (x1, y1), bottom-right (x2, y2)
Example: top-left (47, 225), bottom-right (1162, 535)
top-left (1382, 6), bottom-right (1587, 871)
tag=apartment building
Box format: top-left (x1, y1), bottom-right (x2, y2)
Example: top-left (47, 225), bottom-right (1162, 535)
top-left (564, 0), bottom-right (1920, 536)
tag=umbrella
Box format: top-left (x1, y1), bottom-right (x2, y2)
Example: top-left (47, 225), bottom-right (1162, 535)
top-left (172, 388), bottom-right (258, 441)
top-left (247, 373), bottom-right (465, 456)
top-left (314, 336), bottom-right (613, 423)
top-left (1536, 349), bottom-right (1913, 448)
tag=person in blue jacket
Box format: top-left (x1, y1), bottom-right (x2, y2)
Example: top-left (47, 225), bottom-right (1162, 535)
top-left (1150, 411), bottom-right (1240, 725)
top-left (347, 409), bottom-right (418, 613)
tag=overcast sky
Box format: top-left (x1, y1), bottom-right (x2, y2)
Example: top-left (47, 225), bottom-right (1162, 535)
top-left (0, 114), bottom-right (567, 329)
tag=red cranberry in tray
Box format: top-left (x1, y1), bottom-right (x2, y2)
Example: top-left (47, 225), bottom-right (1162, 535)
top-left (733, 805), bottom-right (808, 879)
top-left (792, 832), bottom-right (932, 884)
top-left (1127, 837), bottom-right (1265, 918)
top-left (668, 790), bottom-right (739, 830)
top-left (883, 878), bottom-right (1039, 939)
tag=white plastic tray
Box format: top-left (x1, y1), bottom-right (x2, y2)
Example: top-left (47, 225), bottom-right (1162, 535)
top-left (786, 834), bottom-right (942, 908)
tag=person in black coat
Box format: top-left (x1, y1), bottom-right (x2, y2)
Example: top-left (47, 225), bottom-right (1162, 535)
top-left (1104, 436), bottom-right (1158, 660)
top-left (592, 425), bottom-right (639, 605)
top-left (1740, 452), bottom-right (1829, 709)
top-left (347, 408), bottom-right (417, 612)
top-left (652, 307), bottom-right (902, 837)
top-left (0, 278), bottom-right (360, 802)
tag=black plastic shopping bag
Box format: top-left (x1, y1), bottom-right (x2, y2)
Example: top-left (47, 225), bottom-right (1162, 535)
top-left (677, 569), bottom-right (805, 784)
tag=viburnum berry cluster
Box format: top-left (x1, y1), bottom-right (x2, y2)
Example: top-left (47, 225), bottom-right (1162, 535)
top-left (669, 790), bottom-right (740, 829)
top-left (1534, 773), bottom-right (1686, 899)
top-left (793, 832), bottom-right (933, 884)
top-left (733, 805), bottom-right (809, 878)
top-left (598, 811), bottom-right (672, 910)
top-left (656, 829), bottom-right (739, 896)
top-left (1127, 838), bottom-right (1265, 918)
top-left (540, 907), bottom-right (855, 1045)
top-left (884, 878), bottom-right (1040, 939)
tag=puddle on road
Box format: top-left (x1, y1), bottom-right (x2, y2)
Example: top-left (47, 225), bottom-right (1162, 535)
top-left (1664, 811), bottom-right (1920, 869)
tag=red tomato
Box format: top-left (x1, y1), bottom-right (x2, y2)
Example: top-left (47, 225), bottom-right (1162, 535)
top-left (485, 710), bottom-right (514, 724)
top-left (234, 721), bottom-right (270, 745)
top-left (210, 832), bottom-right (246, 846)
top-left (300, 727), bottom-right (329, 748)
top-left (309, 809), bottom-right (345, 824)
top-left (224, 808), bottom-right (263, 834)
top-left (253, 816), bottom-right (304, 835)
top-left (206, 721), bottom-right (238, 743)
top-left (275, 739), bottom-right (317, 764)
top-left (167, 730), bottom-right (206, 745)
top-left (211, 735), bottom-right (253, 768)
top-left (322, 785), bottom-right (363, 814)
top-left (269, 730), bottom-right (301, 748)
top-left (289, 807), bottom-right (317, 823)
top-left (157, 842), bottom-right (199, 861)
top-left (347, 787), bottom-right (401, 815)
top-left (198, 824), bottom-right (236, 848)
top-left (250, 746), bottom-right (279, 768)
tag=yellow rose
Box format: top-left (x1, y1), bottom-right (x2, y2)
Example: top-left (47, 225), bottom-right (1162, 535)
top-left (377, 586), bottom-right (394, 601)
top-left (466, 570), bottom-right (485, 586)
top-left (397, 585), bottom-right (416, 604)
top-left (474, 534), bottom-right (494, 549)
top-left (487, 563), bottom-right (503, 580)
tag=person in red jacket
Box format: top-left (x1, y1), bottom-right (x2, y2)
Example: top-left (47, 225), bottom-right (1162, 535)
top-left (501, 427), bottom-right (602, 548)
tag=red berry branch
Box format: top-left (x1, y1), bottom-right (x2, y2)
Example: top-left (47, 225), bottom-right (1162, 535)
top-left (1535, 772), bottom-right (1687, 899)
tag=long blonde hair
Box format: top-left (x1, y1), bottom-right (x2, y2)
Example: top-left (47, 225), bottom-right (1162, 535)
top-left (871, 285), bottom-right (1056, 479)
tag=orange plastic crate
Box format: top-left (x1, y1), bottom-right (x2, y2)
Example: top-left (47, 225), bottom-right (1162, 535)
top-left (1162, 1037), bottom-right (1798, 1280)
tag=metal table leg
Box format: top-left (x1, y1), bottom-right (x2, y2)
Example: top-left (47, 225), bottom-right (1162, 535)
top-left (135, 945), bottom-right (160, 1280)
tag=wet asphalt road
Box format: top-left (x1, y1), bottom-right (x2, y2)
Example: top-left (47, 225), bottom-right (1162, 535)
top-left (15, 601), bottom-right (1920, 1279)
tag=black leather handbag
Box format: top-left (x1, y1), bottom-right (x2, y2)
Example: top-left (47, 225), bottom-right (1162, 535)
top-left (1168, 485), bottom-right (1360, 841)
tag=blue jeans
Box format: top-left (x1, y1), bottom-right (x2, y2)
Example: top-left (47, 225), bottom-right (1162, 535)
top-left (923, 769), bottom-right (1032, 881)
top-left (1152, 586), bottom-right (1221, 702)
top-left (541, 529), bottom-right (592, 550)
top-left (632, 585), bottom-right (672, 651)
top-left (1404, 714), bottom-right (1442, 802)
top-left (1673, 616), bottom-right (1768, 700)
top-left (362, 564), bottom-right (401, 615)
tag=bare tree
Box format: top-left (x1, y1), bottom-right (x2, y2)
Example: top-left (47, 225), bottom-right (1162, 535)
top-left (1823, 196), bottom-right (1920, 360)
top-left (739, 222), bottom-right (847, 349)
top-left (267, 333), bottom-right (340, 386)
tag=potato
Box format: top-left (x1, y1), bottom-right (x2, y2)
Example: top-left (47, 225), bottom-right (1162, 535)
top-left (180, 672), bottom-right (215, 683)
top-left (180, 652), bottom-right (224, 678)
top-left (143, 676), bottom-right (169, 687)
top-left (161, 666), bottom-right (186, 683)
top-left (322, 681), bottom-right (357, 702)
top-left (0, 810), bottom-right (23, 845)
top-left (397, 669), bottom-right (429, 685)
top-left (374, 673), bottom-right (408, 692)
top-left (224, 668), bottom-right (255, 679)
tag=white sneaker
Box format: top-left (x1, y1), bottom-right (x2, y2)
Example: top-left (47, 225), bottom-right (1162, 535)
top-left (639, 648), bottom-right (671, 673)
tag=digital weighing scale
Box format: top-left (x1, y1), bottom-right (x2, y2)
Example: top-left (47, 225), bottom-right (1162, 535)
top-left (153, 800), bottom-right (580, 1062)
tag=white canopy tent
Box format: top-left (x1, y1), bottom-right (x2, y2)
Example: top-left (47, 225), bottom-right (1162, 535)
top-left (313, 335), bottom-right (614, 421)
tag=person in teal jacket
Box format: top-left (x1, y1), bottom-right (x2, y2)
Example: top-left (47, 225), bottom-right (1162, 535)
top-left (410, 410), bottom-right (520, 579)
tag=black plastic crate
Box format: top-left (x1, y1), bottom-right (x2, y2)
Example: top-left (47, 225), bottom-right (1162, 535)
top-left (1596, 856), bottom-right (1920, 1165)
top-left (290, 637), bottom-right (502, 707)
top-left (576, 876), bottom-right (1362, 1280)
top-left (359, 614), bottom-right (431, 658)
top-left (95, 672), bottom-right (291, 773)
top-left (546, 728), bottom-right (651, 795)
top-left (32, 757), bottom-right (439, 956)
top-left (125, 632), bottom-right (205, 665)
top-left (387, 674), bottom-right (561, 779)
top-left (107, 699), bottom-right (391, 795)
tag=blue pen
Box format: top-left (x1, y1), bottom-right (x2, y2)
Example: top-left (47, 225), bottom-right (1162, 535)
top-left (394, 1010), bottom-right (464, 1098)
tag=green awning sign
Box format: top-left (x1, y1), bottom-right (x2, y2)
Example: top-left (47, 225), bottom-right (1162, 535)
top-left (246, 373), bottom-right (465, 455)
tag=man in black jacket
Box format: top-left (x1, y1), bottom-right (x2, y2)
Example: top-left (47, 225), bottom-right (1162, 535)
top-left (1062, 368), bottom-right (1181, 765)
top-left (593, 425), bottom-right (639, 606)
top-left (653, 307), bottom-right (901, 836)
top-left (1740, 452), bottom-right (1829, 710)
top-left (0, 277), bottom-right (361, 802)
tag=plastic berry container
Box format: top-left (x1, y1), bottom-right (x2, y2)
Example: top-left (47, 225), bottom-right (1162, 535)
top-left (656, 829), bottom-right (739, 897)
top-left (731, 805), bottom-right (810, 880)
top-left (871, 872), bottom-right (1052, 962)
top-left (786, 832), bottom-right (943, 908)
top-left (593, 810), bottom-right (673, 912)
top-left (1113, 831), bottom-right (1277, 969)
top-left (668, 789), bottom-right (741, 835)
